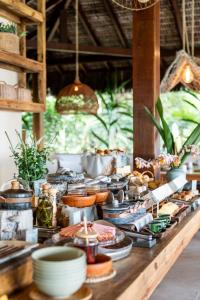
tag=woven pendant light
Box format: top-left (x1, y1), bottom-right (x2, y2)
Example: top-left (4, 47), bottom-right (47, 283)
top-left (56, 0), bottom-right (98, 115)
top-left (111, 0), bottom-right (160, 11)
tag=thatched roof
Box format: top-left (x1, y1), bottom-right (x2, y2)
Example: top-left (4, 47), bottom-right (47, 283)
top-left (26, 0), bottom-right (200, 93)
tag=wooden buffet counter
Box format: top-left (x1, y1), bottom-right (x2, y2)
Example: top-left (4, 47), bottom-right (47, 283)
top-left (10, 208), bottom-right (200, 300)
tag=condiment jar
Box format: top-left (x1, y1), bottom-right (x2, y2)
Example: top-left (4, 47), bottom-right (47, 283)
top-left (36, 184), bottom-right (53, 228)
top-left (74, 230), bottom-right (98, 264)
top-left (0, 179), bottom-right (33, 210)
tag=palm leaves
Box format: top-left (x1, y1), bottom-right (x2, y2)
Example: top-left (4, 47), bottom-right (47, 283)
top-left (91, 84), bottom-right (133, 148)
top-left (145, 97), bottom-right (200, 165)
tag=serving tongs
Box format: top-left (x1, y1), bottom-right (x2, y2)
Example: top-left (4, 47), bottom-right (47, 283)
top-left (117, 226), bottom-right (153, 241)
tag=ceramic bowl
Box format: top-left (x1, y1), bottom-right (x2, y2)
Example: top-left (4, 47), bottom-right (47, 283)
top-left (62, 194), bottom-right (96, 208)
top-left (87, 254), bottom-right (112, 278)
top-left (32, 246), bottom-right (86, 298)
top-left (95, 191), bottom-right (109, 204)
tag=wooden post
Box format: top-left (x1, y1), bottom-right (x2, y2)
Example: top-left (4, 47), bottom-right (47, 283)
top-left (33, 0), bottom-right (46, 140)
top-left (133, 3), bottom-right (160, 161)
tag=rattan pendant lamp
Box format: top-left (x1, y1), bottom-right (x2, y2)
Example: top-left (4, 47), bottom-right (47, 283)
top-left (111, 0), bottom-right (160, 11)
top-left (56, 0), bottom-right (98, 115)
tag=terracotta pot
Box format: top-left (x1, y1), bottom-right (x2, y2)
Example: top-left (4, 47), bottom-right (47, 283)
top-left (87, 254), bottom-right (112, 278)
top-left (62, 194), bottom-right (96, 208)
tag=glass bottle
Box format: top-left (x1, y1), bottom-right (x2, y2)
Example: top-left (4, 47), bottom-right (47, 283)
top-left (36, 184), bottom-right (53, 228)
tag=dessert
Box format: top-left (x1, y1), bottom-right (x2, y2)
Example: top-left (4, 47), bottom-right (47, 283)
top-left (158, 202), bottom-right (179, 216)
top-left (60, 222), bottom-right (116, 242)
top-left (172, 190), bottom-right (198, 201)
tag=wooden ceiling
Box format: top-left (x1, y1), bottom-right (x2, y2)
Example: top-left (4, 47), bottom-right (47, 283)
top-left (26, 0), bottom-right (200, 93)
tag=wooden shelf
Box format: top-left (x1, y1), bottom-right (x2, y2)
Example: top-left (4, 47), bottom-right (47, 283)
top-left (0, 50), bottom-right (43, 73)
top-left (0, 0), bottom-right (43, 23)
top-left (0, 100), bottom-right (45, 112)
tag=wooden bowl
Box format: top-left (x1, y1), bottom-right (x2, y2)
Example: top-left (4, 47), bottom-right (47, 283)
top-left (62, 194), bottom-right (96, 208)
top-left (87, 254), bottom-right (112, 278)
top-left (95, 191), bottom-right (109, 204)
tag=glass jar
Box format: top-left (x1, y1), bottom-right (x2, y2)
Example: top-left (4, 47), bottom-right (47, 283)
top-left (74, 231), bottom-right (98, 264)
top-left (36, 184), bottom-right (53, 228)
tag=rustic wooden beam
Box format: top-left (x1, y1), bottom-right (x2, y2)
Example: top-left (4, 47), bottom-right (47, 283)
top-left (133, 2), bottom-right (160, 160)
top-left (59, 9), bottom-right (68, 42)
top-left (103, 0), bottom-right (128, 48)
top-left (33, 0), bottom-right (46, 140)
top-left (0, 0), bottom-right (43, 23)
top-left (46, 0), bottom-right (63, 13)
top-left (71, 2), bottom-right (100, 46)
top-left (27, 40), bottom-right (132, 57)
top-left (47, 0), bottom-right (73, 41)
top-left (169, 0), bottom-right (183, 43)
top-left (47, 55), bottom-right (131, 65)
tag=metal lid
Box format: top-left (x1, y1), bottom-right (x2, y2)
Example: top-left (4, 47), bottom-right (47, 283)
top-left (1, 180), bottom-right (33, 198)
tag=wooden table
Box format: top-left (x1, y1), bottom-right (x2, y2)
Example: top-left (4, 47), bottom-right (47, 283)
top-left (10, 208), bottom-right (200, 300)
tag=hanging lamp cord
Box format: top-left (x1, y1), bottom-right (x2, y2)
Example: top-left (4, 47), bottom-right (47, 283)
top-left (75, 0), bottom-right (79, 82)
top-left (182, 0), bottom-right (190, 54)
top-left (191, 0), bottom-right (195, 57)
top-left (182, 0), bottom-right (195, 57)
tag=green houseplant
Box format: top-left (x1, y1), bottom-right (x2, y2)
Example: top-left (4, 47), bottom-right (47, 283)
top-left (145, 97), bottom-right (200, 181)
top-left (6, 131), bottom-right (51, 195)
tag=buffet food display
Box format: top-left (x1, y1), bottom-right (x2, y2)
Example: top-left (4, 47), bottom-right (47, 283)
top-left (0, 159), bottom-right (199, 300)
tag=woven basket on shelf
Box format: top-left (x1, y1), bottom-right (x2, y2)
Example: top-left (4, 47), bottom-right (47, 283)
top-left (17, 87), bottom-right (32, 102)
top-left (0, 81), bottom-right (17, 100)
top-left (0, 32), bottom-right (19, 54)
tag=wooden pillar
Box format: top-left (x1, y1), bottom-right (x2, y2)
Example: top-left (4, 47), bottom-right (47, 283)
top-left (33, 0), bottom-right (46, 140)
top-left (133, 3), bottom-right (160, 161)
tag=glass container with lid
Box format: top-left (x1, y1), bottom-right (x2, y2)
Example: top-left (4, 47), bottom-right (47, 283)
top-left (74, 228), bottom-right (98, 264)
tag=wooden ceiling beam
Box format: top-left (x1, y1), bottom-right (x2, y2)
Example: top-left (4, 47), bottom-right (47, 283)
top-left (103, 0), bottom-right (128, 48)
top-left (27, 40), bottom-right (132, 57)
top-left (46, 0), bottom-right (64, 13)
top-left (47, 0), bottom-right (73, 41)
top-left (169, 0), bottom-right (183, 43)
top-left (47, 55), bottom-right (131, 65)
top-left (71, 2), bottom-right (100, 46)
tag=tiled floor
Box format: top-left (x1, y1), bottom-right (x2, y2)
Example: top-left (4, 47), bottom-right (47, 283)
top-left (151, 232), bottom-right (200, 300)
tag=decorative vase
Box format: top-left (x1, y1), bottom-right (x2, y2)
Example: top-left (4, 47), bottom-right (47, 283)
top-left (166, 167), bottom-right (186, 182)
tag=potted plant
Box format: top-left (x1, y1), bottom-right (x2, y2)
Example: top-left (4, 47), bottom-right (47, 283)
top-left (144, 97), bottom-right (200, 181)
top-left (0, 22), bottom-right (20, 54)
top-left (6, 131), bottom-right (51, 195)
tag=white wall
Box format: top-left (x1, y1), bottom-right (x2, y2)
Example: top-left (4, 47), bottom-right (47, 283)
top-left (0, 18), bottom-right (21, 187)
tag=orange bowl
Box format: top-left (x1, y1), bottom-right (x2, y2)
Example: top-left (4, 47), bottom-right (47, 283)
top-left (87, 254), bottom-right (112, 278)
top-left (95, 191), bottom-right (109, 204)
top-left (62, 194), bottom-right (96, 208)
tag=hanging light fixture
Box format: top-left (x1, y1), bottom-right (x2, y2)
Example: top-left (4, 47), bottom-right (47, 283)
top-left (182, 65), bottom-right (194, 84)
top-left (56, 0), bottom-right (99, 115)
top-left (111, 0), bottom-right (160, 11)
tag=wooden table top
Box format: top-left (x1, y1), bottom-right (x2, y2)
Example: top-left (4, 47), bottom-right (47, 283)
top-left (10, 208), bottom-right (200, 300)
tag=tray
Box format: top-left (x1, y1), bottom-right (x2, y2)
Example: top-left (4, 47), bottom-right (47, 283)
top-left (142, 220), bottom-right (178, 239)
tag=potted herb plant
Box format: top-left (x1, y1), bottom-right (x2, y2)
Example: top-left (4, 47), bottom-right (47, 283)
top-left (0, 22), bottom-right (20, 54)
top-left (6, 131), bottom-right (51, 196)
top-left (145, 97), bottom-right (200, 181)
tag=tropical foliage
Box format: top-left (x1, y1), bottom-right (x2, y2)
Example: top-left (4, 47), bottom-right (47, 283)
top-left (22, 88), bottom-right (133, 153)
top-left (145, 96), bottom-right (200, 165)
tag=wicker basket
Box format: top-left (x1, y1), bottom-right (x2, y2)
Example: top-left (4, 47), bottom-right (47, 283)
top-left (0, 32), bottom-right (19, 54)
top-left (0, 81), bottom-right (17, 100)
top-left (17, 87), bottom-right (32, 102)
